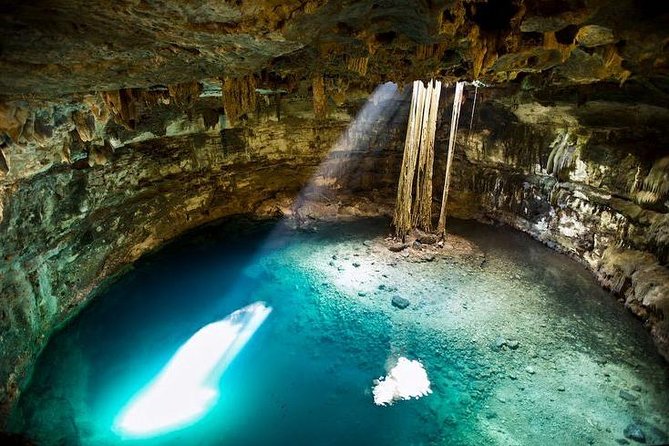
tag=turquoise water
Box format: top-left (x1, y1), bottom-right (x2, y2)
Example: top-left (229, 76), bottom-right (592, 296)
top-left (10, 217), bottom-right (669, 445)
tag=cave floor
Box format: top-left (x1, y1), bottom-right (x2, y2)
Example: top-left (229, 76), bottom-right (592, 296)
top-left (11, 217), bottom-right (669, 446)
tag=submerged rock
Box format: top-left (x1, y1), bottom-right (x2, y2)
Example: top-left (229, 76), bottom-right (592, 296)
top-left (493, 337), bottom-right (508, 350)
top-left (623, 423), bottom-right (646, 443)
top-left (391, 295), bottom-right (411, 309)
top-left (619, 389), bottom-right (639, 402)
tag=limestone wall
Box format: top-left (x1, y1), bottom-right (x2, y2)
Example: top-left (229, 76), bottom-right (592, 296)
top-left (1, 81), bottom-right (668, 423)
top-left (0, 92), bottom-right (404, 420)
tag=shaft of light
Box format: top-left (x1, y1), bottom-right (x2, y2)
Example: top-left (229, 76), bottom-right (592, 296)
top-left (114, 301), bottom-right (272, 438)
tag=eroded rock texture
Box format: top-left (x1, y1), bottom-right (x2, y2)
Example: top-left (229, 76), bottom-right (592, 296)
top-left (446, 84), bottom-right (669, 363)
top-left (0, 0), bottom-right (668, 428)
top-left (0, 90), bottom-right (404, 420)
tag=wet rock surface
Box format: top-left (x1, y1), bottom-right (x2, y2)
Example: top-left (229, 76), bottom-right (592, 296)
top-left (0, 95), bottom-right (402, 420)
top-left (391, 295), bottom-right (410, 309)
top-left (623, 423), bottom-right (646, 443)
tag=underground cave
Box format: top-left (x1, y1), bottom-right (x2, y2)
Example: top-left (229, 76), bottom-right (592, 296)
top-left (1, 0), bottom-right (669, 445)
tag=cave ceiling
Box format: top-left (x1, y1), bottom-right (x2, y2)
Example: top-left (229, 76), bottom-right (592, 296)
top-left (0, 0), bottom-right (667, 101)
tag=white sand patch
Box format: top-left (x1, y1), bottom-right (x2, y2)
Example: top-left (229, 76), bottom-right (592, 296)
top-left (373, 357), bottom-right (432, 406)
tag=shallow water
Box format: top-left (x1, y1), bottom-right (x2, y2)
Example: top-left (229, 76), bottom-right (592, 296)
top-left (11, 217), bottom-right (669, 445)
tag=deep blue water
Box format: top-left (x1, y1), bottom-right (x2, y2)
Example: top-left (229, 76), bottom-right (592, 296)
top-left (10, 217), bottom-right (669, 445)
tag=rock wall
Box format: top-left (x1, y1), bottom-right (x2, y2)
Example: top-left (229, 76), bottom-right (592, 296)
top-left (0, 90), bottom-right (405, 421)
top-left (443, 85), bottom-right (669, 362)
top-left (1, 79), bottom-right (668, 425)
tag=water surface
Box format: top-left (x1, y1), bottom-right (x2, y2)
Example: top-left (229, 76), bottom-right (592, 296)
top-left (12, 217), bottom-right (669, 445)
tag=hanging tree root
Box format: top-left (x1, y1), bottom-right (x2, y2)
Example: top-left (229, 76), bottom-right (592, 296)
top-left (394, 80), bottom-right (425, 239)
top-left (437, 81), bottom-right (465, 239)
top-left (394, 79), bottom-right (443, 239)
top-left (413, 79), bottom-right (442, 232)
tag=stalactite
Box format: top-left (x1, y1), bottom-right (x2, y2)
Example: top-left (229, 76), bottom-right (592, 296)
top-left (416, 43), bottom-right (448, 61)
top-left (346, 56), bottom-right (369, 76)
top-left (636, 156), bottom-right (669, 204)
top-left (167, 81), bottom-right (202, 106)
top-left (416, 44), bottom-right (433, 60)
top-left (312, 74), bottom-right (327, 119)
top-left (222, 75), bottom-right (257, 126)
top-left (102, 89), bottom-right (139, 129)
top-left (0, 147), bottom-right (9, 174)
top-left (630, 166), bottom-right (643, 195)
top-left (546, 132), bottom-right (574, 175)
top-left (413, 80), bottom-right (442, 231)
top-left (437, 81), bottom-right (465, 237)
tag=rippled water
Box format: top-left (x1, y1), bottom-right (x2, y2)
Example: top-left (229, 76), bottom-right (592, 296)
top-left (11, 217), bottom-right (669, 445)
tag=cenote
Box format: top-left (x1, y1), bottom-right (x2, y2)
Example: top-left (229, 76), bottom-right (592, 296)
top-left (10, 216), bottom-right (669, 445)
top-left (2, 3), bottom-right (669, 444)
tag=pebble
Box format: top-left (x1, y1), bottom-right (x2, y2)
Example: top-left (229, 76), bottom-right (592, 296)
top-left (619, 389), bottom-right (639, 402)
top-left (352, 262), bottom-right (360, 267)
top-left (494, 337), bottom-right (507, 350)
top-left (507, 340), bottom-right (520, 350)
top-left (525, 366), bottom-right (535, 375)
top-left (557, 386), bottom-right (566, 392)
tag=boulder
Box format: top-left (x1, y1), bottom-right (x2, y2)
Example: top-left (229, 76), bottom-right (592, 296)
top-left (391, 295), bottom-right (410, 309)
